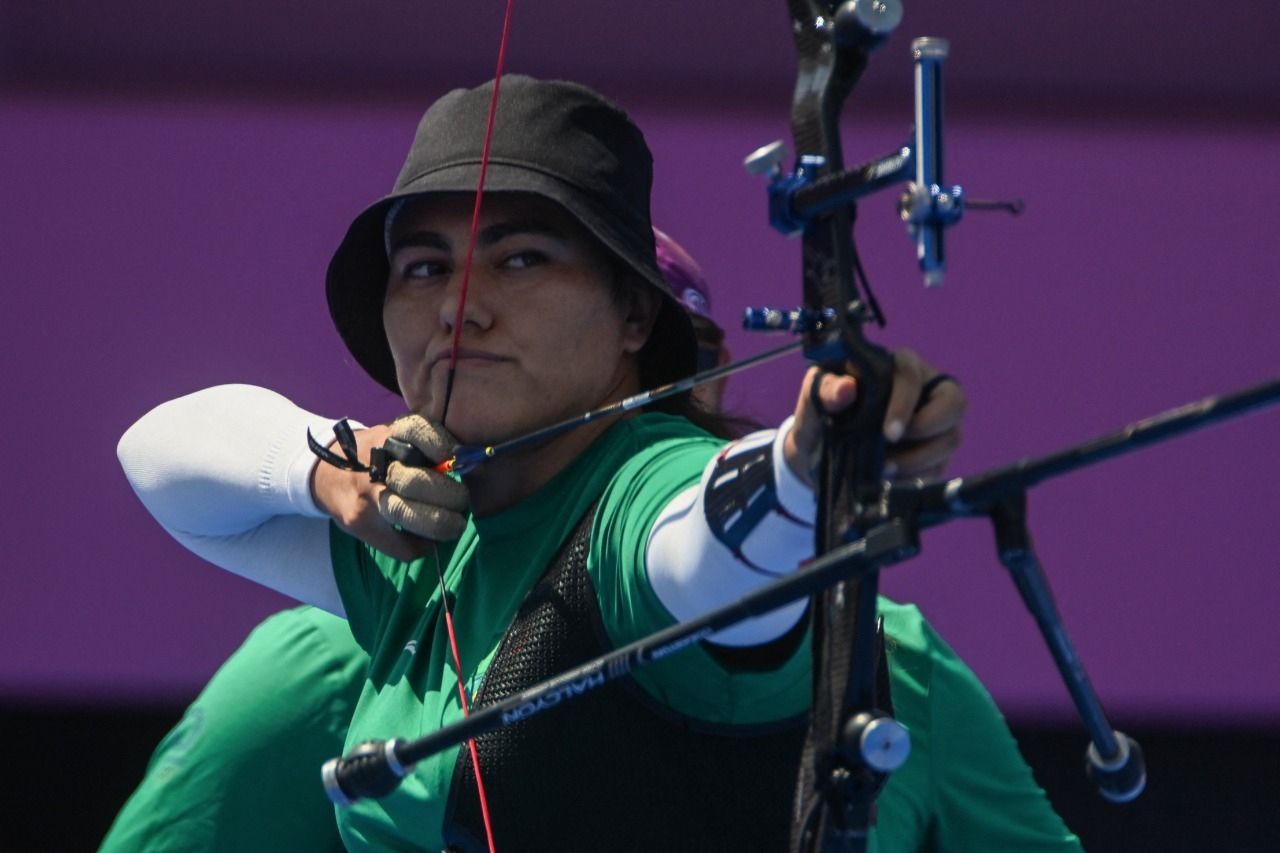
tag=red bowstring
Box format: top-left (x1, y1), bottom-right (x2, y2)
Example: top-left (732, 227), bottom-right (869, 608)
top-left (433, 2), bottom-right (517, 851)
top-left (436, 547), bottom-right (497, 853)
top-left (439, 0), bottom-right (517, 428)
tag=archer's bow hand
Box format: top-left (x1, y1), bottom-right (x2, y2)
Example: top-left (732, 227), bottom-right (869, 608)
top-left (881, 348), bottom-right (966, 481)
top-left (784, 349), bottom-right (968, 487)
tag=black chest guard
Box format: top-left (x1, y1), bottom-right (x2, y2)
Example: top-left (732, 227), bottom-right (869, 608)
top-left (442, 505), bottom-right (810, 852)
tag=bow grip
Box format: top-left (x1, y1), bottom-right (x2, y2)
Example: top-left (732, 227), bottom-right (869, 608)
top-left (810, 333), bottom-right (895, 544)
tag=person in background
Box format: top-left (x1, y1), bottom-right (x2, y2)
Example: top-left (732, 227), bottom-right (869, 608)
top-left (98, 606), bottom-right (363, 852)
top-left (655, 227), bottom-right (730, 413)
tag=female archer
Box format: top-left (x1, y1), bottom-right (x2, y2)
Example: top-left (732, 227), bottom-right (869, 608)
top-left (118, 75), bottom-right (1078, 851)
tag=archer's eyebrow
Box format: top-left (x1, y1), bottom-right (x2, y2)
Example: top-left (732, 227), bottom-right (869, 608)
top-left (389, 219), bottom-right (569, 257)
top-left (475, 219), bottom-right (569, 248)
top-left (388, 231), bottom-right (450, 256)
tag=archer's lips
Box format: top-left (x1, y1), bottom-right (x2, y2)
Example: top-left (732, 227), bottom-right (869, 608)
top-left (429, 349), bottom-right (507, 370)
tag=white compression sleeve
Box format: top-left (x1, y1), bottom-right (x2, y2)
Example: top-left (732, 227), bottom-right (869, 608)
top-left (117, 384), bottom-right (362, 615)
top-left (646, 417), bottom-right (816, 647)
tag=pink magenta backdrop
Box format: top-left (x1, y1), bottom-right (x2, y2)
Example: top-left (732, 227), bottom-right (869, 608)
top-left (2, 89), bottom-right (1277, 724)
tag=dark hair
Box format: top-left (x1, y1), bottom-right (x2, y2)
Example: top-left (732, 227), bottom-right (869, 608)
top-left (607, 269), bottom-right (760, 440)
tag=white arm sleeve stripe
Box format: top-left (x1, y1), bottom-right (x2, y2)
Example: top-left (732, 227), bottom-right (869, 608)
top-left (646, 417), bottom-right (817, 648)
top-left (117, 384), bottom-right (363, 615)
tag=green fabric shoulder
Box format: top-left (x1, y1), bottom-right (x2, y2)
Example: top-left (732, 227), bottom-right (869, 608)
top-left (99, 606), bottom-right (367, 853)
top-left (588, 416), bottom-right (812, 725)
top-left (873, 599), bottom-right (1082, 852)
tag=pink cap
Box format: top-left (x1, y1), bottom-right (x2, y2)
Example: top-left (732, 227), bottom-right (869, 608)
top-left (654, 228), bottom-right (711, 319)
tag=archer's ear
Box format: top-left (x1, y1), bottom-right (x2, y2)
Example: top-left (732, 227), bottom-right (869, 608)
top-left (621, 285), bottom-right (662, 354)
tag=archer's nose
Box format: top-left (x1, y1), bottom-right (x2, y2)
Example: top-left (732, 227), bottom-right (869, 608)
top-left (438, 269), bottom-right (495, 333)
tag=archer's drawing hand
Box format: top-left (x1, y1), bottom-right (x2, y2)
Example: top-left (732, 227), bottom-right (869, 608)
top-left (784, 347), bottom-right (967, 487)
top-left (310, 416), bottom-right (468, 561)
top-left (379, 414), bottom-right (470, 541)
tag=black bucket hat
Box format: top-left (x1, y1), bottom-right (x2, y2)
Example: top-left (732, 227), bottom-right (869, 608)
top-left (326, 74), bottom-right (697, 396)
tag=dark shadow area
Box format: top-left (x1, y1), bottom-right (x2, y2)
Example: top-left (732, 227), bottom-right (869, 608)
top-left (1014, 722), bottom-right (1280, 852)
top-left (11, 701), bottom-right (1277, 851)
top-left (13, 703), bottom-right (188, 850)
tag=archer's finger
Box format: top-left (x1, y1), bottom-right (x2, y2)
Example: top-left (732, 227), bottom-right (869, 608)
top-left (377, 491), bottom-right (468, 542)
top-left (390, 413), bottom-right (458, 462)
top-left (384, 463), bottom-right (470, 513)
top-left (904, 378), bottom-right (967, 443)
top-left (792, 368), bottom-right (857, 442)
top-left (786, 368), bottom-right (856, 487)
top-left (882, 348), bottom-right (930, 443)
top-left (812, 370), bottom-right (858, 415)
top-left (886, 425), bottom-right (964, 480)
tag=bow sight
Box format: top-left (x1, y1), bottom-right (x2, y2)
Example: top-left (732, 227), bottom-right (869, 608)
top-left (744, 28), bottom-right (1017, 289)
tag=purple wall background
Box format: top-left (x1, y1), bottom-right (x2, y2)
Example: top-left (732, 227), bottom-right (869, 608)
top-left (3, 85), bottom-right (1277, 725)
